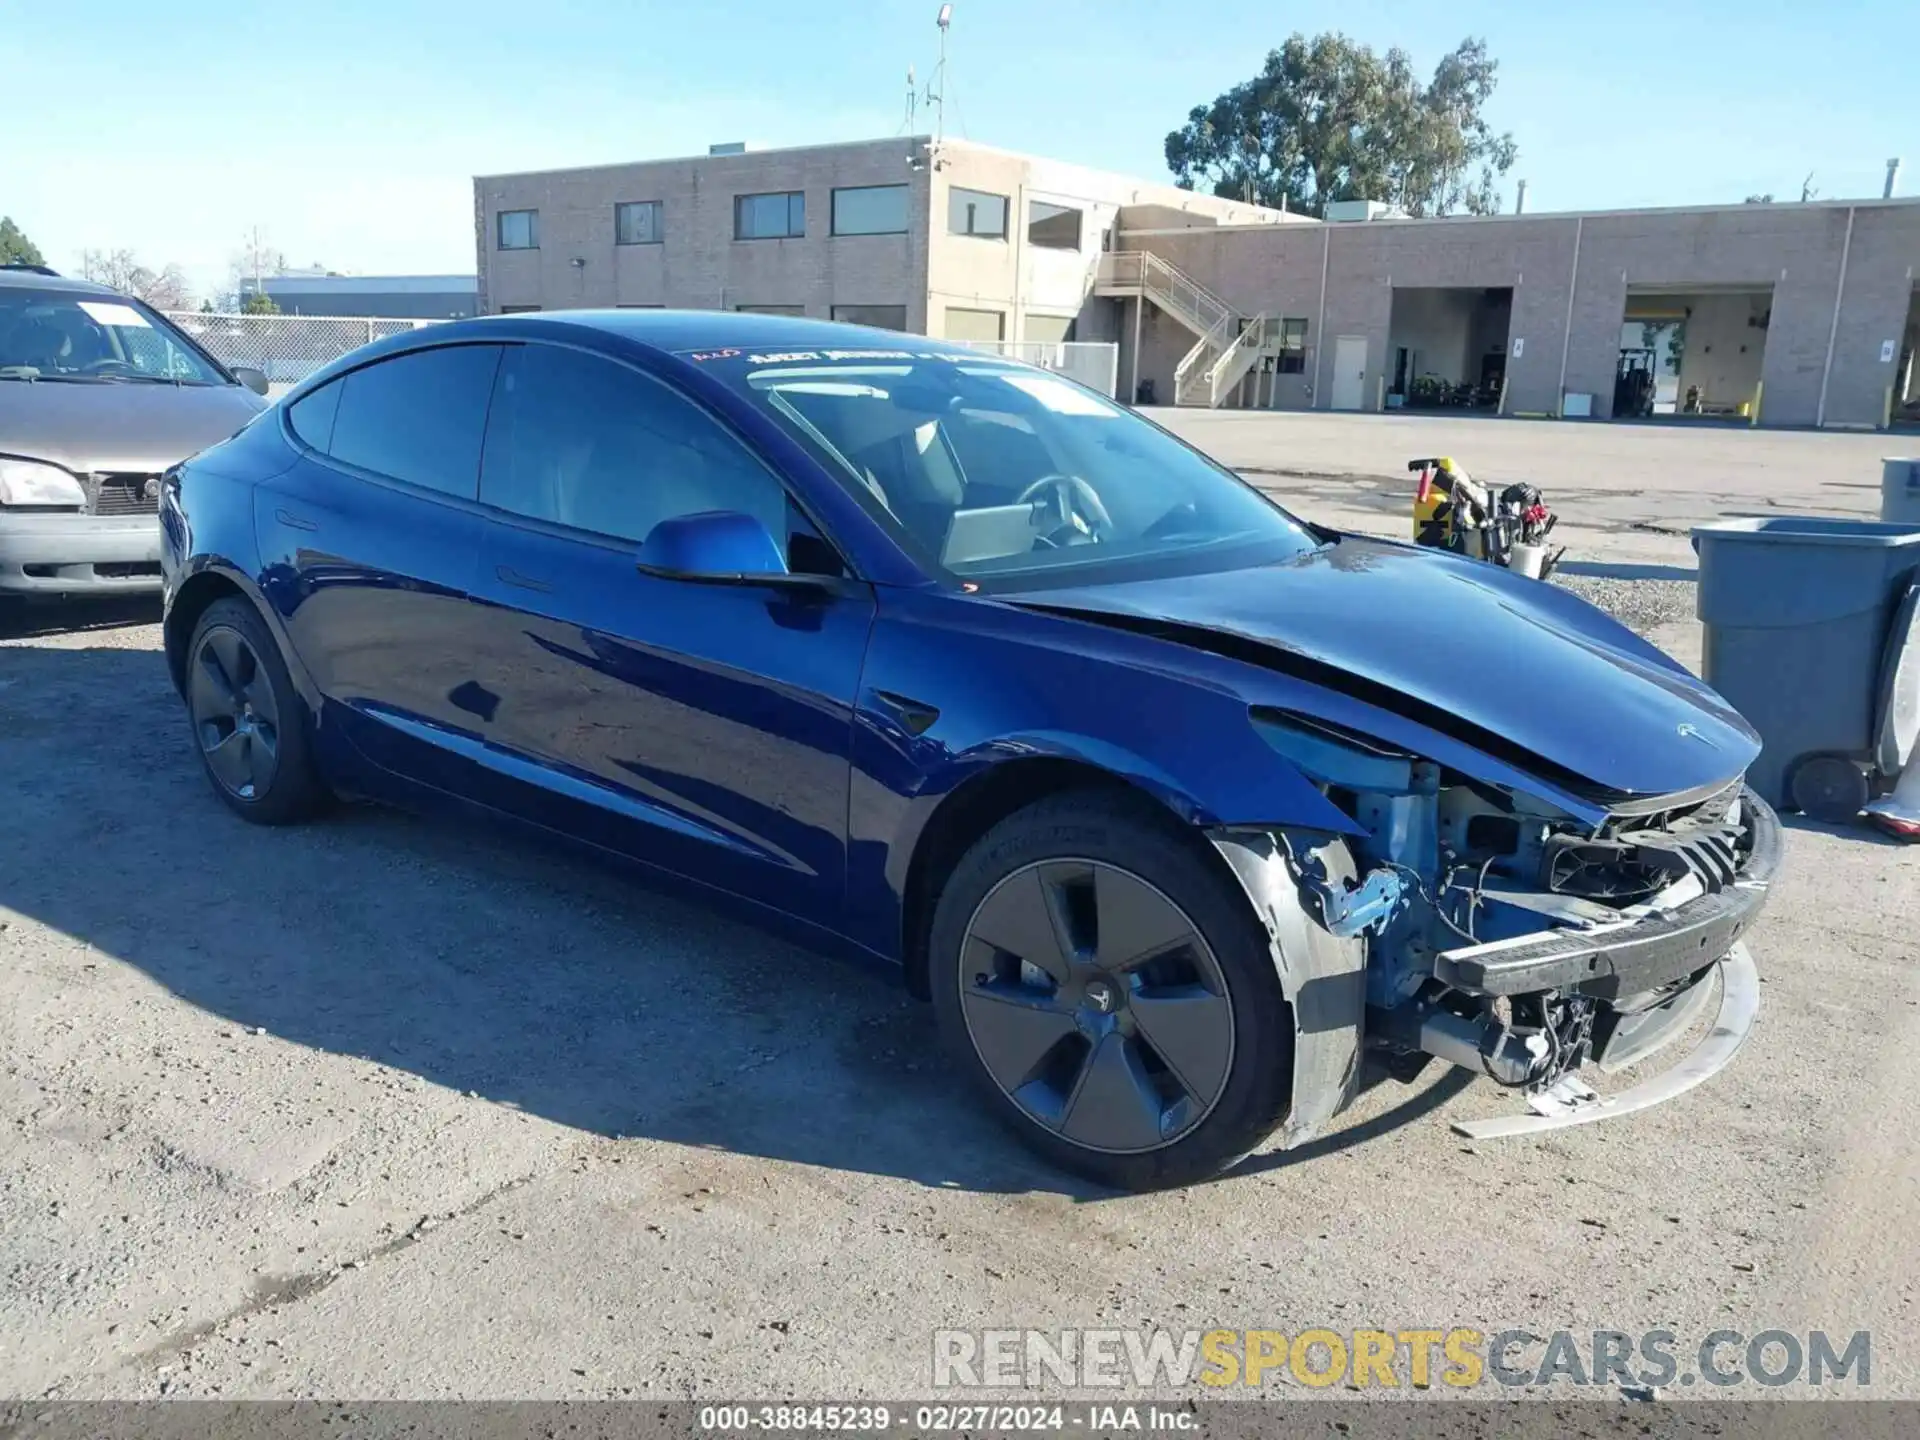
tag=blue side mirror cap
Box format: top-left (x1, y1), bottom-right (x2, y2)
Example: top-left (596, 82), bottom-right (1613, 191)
top-left (634, 510), bottom-right (796, 586)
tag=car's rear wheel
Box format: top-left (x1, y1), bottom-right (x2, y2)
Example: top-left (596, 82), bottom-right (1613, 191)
top-left (185, 597), bottom-right (326, 825)
top-left (929, 791), bottom-right (1295, 1190)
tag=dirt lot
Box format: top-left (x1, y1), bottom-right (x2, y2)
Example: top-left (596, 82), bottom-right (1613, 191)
top-left (2, 415), bottom-right (1916, 1400)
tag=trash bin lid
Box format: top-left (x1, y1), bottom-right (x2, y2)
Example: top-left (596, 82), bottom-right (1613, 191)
top-left (1878, 580), bottom-right (1920, 776)
top-left (1693, 516), bottom-right (1920, 545)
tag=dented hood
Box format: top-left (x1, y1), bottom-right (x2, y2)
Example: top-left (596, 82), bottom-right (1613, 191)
top-left (1007, 535), bottom-right (1759, 803)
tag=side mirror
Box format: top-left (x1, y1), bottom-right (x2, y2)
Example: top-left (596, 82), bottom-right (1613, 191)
top-left (232, 365), bottom-right (269, 396)
top-left (634, 510), bottom-right (824, 590)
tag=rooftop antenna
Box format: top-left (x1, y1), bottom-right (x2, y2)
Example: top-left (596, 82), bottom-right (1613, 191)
top-left (902, 64), bottom-right (917, 133)
top-left (1800, 170), bottom-right (1818, 203)
top-left (930, 4), bottom-right (952, 142)
top-left (1887, 158), bottom-right (1904, 200)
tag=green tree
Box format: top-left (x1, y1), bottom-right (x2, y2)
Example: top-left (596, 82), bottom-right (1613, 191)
top-left (1164, 33), bottom-right (1518, 218)
top-left (239, 290), bottom-right (280, 315)
top-left (0, 216), bottom-right (46, 267)
top-left (1640, 320), bottom-right (1685, 376)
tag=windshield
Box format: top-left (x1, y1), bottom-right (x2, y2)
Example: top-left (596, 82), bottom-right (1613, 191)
top-left (0, 287), bottom-right (228, 385)
top-left (685, 346), bottom-right (1319, 582)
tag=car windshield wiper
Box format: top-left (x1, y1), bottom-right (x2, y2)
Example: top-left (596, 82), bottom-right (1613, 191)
top-left (0, 370), bottom-right (112, 383)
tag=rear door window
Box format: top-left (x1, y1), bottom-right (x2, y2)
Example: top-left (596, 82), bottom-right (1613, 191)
top-left (326, 345), bottom-right (504, 499)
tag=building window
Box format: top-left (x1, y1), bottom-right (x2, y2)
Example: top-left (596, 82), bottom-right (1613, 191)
top-left (1027, 200), bottom-right (1082, 250)
top-left (948, 187), bottom-right (1008, 239)
top-left (943, 307), bottom-right (1005, 343)
top-left (498, 304), bottom-right (541, 313)
top-left (1277, 318), bottom-right (1308, 374)
top-left (615, 200), bottom-right (663, 245)
top-left (735, 304), bottom-right (805, 315)
top-left (735, 191), bottom-right (806, 240)
top-left (831, 185), bottom-right (909, 236)
top-left (832, 304), bottom-right (908, 331)
top-left (496, 210), bottom-right (538, 250)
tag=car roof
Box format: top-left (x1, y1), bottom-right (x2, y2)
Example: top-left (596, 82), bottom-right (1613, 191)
top-left (0, 267), bottom-right (127, 298)
top-left (452, 308), bottom-right (989, 358)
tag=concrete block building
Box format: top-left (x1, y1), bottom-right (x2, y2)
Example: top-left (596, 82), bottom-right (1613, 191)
top-left (475, 137), bottom-right (1920, 428)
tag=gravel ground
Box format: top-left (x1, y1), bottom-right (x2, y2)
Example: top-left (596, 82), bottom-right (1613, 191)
top-left (1552, 576), bottom-right (1698, 633)
top-left (2, 422), bottom-right (1916, 1402)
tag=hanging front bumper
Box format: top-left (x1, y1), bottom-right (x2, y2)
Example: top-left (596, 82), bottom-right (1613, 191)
top-left (1450, 941), bottom-right (1759, 1140)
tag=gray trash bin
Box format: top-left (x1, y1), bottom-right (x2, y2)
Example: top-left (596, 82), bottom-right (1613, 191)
top-left (1692, 516), bottom-right (1920, 813)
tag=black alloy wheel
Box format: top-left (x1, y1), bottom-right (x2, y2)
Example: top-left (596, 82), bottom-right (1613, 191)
top-left (190, 623), bottom-right (282, 802)
top-left (958, 858), bottom-right (1235, 1153)
top-left (929, 792), bottom-right (1297, 1190)
top-left (184, 597), bottom-right (327, 824)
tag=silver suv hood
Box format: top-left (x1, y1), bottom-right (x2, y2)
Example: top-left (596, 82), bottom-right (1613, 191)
top-left (0, 380), bottom-right (266, 474)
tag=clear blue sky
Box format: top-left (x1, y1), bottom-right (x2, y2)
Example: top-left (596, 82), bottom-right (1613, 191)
top-left (5, 0), bottom-right (1915, 300)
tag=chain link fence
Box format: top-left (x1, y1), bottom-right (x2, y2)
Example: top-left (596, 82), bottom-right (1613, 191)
top-left (959, 341), bottom-right (1121, 398)
top-left (162, 312), bottom-right (440, 394)
top-left (158, 316), bottom-right (1123, 403)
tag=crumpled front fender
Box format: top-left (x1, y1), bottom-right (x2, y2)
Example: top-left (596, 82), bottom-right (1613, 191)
top-left (1210, 828), bottom-right (1367, 1146)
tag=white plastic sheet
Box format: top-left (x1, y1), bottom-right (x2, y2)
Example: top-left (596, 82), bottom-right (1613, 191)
top-left (1865, 751), bottom-right (1920, 840)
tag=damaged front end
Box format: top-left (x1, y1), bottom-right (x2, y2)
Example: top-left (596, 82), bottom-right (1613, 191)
top-left (1216, 710), bottom-right (1779, 1143)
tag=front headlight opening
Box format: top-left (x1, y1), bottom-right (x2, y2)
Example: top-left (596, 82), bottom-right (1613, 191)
top-left (0, 456), bottom-right (87, 509)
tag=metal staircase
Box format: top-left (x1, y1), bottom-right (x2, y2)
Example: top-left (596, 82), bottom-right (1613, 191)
top-left (1095, 251), bottom-right (1281, 407)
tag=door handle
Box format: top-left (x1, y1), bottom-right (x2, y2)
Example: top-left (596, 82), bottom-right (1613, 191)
top-left (495, 564), bottom-right (552, 593)
top-left (274, 508), bottom-right (318, 532)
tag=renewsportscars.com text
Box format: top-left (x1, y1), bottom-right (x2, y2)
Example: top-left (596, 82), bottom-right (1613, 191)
top-left (933, 1327), bottom-right (1871, 1390)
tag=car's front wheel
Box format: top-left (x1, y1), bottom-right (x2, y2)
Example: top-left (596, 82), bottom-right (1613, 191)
top-left (929, 791), bottom-right (1295, 1190)
top-left (185, 596), bottom-right (327, 825)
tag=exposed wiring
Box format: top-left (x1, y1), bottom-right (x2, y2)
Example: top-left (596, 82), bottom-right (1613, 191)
top-left (1381, 861), bottom-right (1479, 946)
top-left (1466, 856), bottom-right (1497, 942)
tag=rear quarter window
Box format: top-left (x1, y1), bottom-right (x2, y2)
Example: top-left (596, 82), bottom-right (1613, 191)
top-left (286, 380), bottom-right (342, 452)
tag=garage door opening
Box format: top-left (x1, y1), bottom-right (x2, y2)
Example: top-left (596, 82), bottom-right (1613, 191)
top-left (1617, 287), bottom-right (1773, 422)
top-left (1386, 287), bottom-right (1512, 412)
top-left (1895, 285), bottom-right (1920, 429)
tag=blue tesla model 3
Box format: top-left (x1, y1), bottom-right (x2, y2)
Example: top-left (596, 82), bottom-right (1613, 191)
top-left (160, 312), bottom-right (1777, 1189)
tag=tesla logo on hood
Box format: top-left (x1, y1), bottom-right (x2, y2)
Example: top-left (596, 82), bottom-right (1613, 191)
top-left (1676, 722), bottom-right (1718, 746)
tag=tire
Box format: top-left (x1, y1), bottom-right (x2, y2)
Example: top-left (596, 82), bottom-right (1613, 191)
top-left (929, 790), bottom-right (1294, 1190)
top-left (1788, 754), bottom-right (1871, 823)
top-left (184, 596), bottom-right (328, 825)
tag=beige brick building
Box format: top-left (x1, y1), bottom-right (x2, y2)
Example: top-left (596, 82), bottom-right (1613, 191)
top-left (474, 136), bottom-right (1293, 336)
top-left (475, 137), bottom-right (1920, 429)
